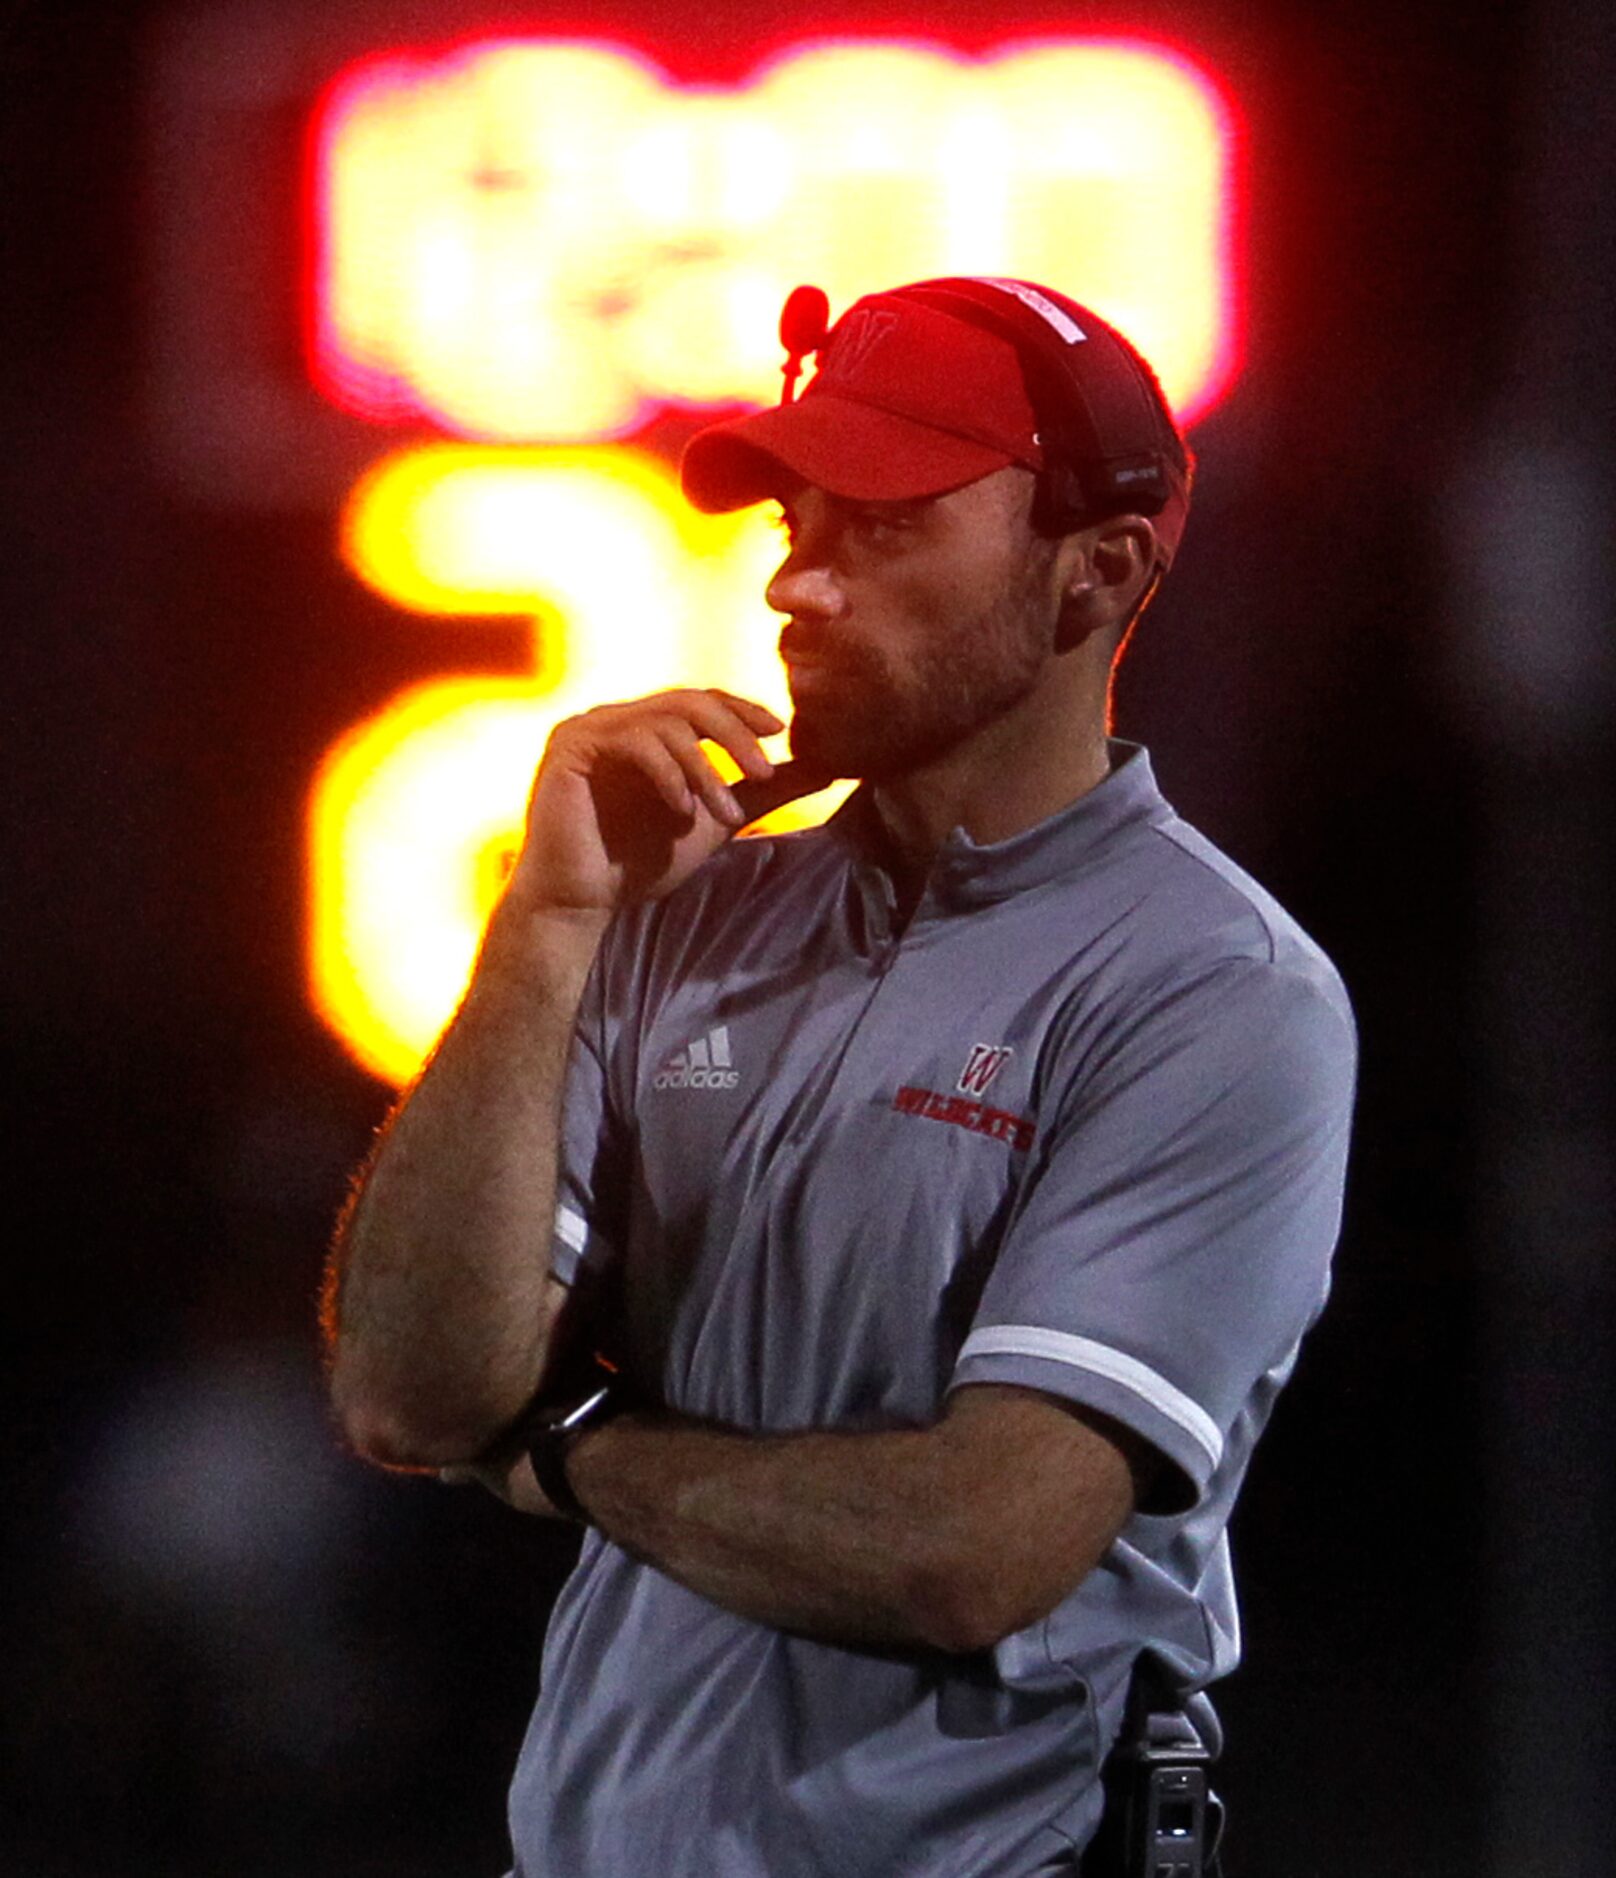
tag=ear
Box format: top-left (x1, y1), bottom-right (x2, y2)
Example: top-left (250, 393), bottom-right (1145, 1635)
top-left (1054, 516), bottom-right (1160, 651)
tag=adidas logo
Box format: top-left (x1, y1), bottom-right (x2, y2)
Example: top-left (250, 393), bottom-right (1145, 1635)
top-left (652, 1025), bottom-right (740, 1091)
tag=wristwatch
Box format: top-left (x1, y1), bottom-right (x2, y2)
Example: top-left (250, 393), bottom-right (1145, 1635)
top-left (526, 1374), bottom-right (632, 1523)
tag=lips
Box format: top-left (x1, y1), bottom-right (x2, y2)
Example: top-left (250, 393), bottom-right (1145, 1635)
top-left (782, 648), bottom-right (848, 701)
top-left (779, 626), bottom-right (850, 677)
top-left (780, 630), bottom-right (826, 664)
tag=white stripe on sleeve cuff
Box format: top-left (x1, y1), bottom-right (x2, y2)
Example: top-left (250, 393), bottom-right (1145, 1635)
top-left (555, 1206), bottom-right (589, 1254)
top-left (956, 1325), bottom-right (1224, 1475)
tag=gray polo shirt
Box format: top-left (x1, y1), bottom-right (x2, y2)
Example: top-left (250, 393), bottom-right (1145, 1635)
top-left (508, 743), bottom-right (1356, 1878)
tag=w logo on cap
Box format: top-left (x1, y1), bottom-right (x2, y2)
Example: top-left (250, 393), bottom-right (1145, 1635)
top-left (817, 308), bottom-right (899, 384)
top-left (957, 1044), bottom-right (1013, 1098)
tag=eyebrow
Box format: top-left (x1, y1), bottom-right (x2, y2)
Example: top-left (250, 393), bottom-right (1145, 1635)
top-left (772, 491), bottom-right (934, 532)
top-left (860, 495), bottom-right (927, 515)
top-left (827, 493), bottom-right (932, 524)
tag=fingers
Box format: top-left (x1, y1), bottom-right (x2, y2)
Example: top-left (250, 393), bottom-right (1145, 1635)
top-left (611, 721), bottom-right (703, 821)
top-left (678, 689), bottom-right (784, 780)
top-left (558, 689), bottom-right (786, 830)
top-left (654, 718), bottom-right (747, 827)
top-left (703, 689), bottom-right (786, 757)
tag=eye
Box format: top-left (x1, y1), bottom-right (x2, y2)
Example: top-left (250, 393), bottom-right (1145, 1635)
top-left (848, 504), bottom-right (917, 542)
top-left (769, 504), bottom-right (799, 546)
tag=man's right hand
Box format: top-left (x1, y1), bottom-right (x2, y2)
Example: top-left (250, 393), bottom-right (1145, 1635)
top-left (506, 688), bottom-right (826, 918)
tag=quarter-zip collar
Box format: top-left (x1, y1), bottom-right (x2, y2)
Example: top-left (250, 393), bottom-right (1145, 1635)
top-left (828, 740), bottom-right (1169, 934)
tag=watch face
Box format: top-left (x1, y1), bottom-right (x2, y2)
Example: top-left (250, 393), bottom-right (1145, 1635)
top-left (559, 1383), bottom-right (615, 1432)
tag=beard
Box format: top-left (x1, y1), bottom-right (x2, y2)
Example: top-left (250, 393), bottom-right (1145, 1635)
top-left (786, 555), bottom-right (1058, 781)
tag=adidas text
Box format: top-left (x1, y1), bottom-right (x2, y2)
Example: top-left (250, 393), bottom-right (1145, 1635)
top-left (653, 1064), bottom-right (740, 1090)
top-left (653, 1025), bottom-right (740, 1091)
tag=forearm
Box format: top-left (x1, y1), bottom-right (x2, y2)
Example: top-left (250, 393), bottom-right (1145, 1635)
top-left (560, 1393), bottom-right (1123, 1654)
top-left (572, 1417), bottom-right (962, 1648)
top-left (326, 897), bottom-right (607, 1466)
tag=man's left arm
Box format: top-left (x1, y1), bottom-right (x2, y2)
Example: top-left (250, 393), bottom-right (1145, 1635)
top-left (463, 1383), bottom-right (1153, 1654)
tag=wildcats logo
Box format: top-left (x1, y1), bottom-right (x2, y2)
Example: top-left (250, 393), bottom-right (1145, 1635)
top-left (892, 1084), bottom-right (1035, 1153)
top-left (893, 1044), bottom-right (1033, 1153)
top-left (653, 1025), bottom-right (739, 1091)
top-left (957, 1044), bottom-right (1013, 1098)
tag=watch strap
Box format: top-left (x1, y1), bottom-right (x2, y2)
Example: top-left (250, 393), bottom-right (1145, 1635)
top-left (526, 1376), bottom-right (631, 1523)
top-left (527, 1420), bottom-right (590, 1522)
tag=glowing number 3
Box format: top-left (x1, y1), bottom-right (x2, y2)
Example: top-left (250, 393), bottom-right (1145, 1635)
top-left (307, 443), bottom-right (842, 1085)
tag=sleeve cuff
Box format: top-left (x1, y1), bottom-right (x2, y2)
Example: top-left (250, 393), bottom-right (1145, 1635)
top-left (551, 1204), bottom-right (597, 1287)
top-left (950, 1324), bottom-right (1223, 1516)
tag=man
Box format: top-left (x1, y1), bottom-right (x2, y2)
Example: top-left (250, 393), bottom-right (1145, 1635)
top-left (325, 278), bottom-right (1356, 1876)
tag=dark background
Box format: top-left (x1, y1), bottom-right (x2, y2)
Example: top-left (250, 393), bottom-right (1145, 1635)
top-left (3, 0), bottom-right (1612, 1873)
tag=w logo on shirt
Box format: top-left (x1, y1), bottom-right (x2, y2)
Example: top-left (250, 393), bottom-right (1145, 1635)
top-left (957, 1044), bottom-right (1014, 1098)
top-left (653, 1025), bottom-right (740, 1091)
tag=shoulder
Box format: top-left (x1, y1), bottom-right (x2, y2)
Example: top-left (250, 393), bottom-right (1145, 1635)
top-left (1038, 800), bottom-right (1357, 1119)
top-left (1110, 804), bottom-right (1353, 1037)
top-left (662, 819), bottom-right (846, 926)
top-left (598, 821), bottom-right (848, 984)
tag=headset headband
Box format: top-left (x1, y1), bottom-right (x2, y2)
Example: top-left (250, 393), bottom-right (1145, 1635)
top-left (896, 277), bottom-right (1175, 519)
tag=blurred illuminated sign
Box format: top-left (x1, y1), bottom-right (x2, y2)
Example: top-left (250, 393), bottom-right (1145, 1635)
top-left (310, 446), bottom-right (844, 1085)
top-left (312, 39), bottom-right (1235, 436)
top-left (303, 35), bottom-right (1239, 1084)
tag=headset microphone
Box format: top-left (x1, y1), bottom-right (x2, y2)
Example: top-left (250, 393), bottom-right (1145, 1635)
top-left (779, 285), bottom-right (830, 403)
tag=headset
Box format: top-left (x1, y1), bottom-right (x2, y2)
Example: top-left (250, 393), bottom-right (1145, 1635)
top-left (779, 276), bottom-right (1185, 540)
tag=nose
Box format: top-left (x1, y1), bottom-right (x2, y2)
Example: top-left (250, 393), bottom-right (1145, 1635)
top-left (766, 547), bottom-right (847, 621)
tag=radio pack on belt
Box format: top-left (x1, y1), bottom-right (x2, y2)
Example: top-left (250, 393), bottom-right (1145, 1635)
top-left (1084, 1663), bottom-right (1226, 1878)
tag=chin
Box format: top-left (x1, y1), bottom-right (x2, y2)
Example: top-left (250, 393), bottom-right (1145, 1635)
top-left (792, 715), bottom-right (947, 784)
top-left (788, 709), bottom-right (881, 780)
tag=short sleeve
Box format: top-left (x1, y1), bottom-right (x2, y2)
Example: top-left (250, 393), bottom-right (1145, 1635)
top-left (549, 940), bottom-right (631, 1289)
top-left (950, 953), bottom-right (1356, 1515)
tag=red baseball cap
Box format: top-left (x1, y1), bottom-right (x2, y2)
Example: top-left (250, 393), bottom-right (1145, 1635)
top-left (680, 279), bottom-right (1190, 563)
